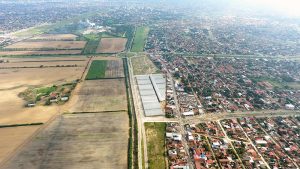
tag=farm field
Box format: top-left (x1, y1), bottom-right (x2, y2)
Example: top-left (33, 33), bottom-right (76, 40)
top-left (85, 60), bottom-right (107, 80)
top-left (131, 55), bottom-right (160, 75)
top-left (0, 57), bottom-right (88, 124)
top-left (1, 112), bottom-right (129, 169)
top-left (105, 59), bottom-right (125, 78)
top-left (85, 59), bottom-right (124, 80)
top-left (144, 122), bottom-right (166, 169)
top-left (71, 79), bottom-right (127, 112)
top-left (0, 126), bottom-right (40, 164)
top-left (0, 57), bottom-right (88, 68)
top-left (4, 41), bottom-right (86, 50)
top-left (0, 50), bottom-right (82, 56)
top-left (30, 34), bottom-right (78, 41)
top-left (96, 38), bottom-right (127, 53)
top-left (131, 26), bottom-right (149, 52)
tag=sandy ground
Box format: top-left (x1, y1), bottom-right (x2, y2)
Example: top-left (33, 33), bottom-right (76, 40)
top-left (0, 67), bottom-right (84, 89)
top-left (30, 34), bottom-right (78, 41)
top-left (4, 41), bottom-right (86, 49)
top-left (96, 38), bottom-right (127, 53)
top-left (71, 79), bottom-right (127, 112)
top-left (0, 126), bottom-right (40, 163)
top-left (2, 112), bottom-right (129, 169)
top-left (0, 50), bottom-right (82, 56)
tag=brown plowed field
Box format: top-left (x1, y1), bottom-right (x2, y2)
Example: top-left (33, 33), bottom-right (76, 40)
top-left (4, 41), bottom-right (86, 50)
top-left (1, 112), bottom-right (129, 169)
top-left (96, 38), bottom-right (127, 53)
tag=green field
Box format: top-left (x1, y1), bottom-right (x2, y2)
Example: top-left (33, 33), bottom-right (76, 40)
top-left (85, 60), bottom-right (108, 80)
top-left (144, 122), bottom-right (166, 169)
top-left (131, 27), bottom-right (149, 52)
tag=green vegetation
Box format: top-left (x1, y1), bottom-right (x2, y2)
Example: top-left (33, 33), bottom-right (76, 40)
top-left (36, 86), bottom-right (57, 96)
top-left (80, 33), bottom-right (102, 54)
top-left (144, 122), bottom-right (166, 169)
top-left (85, 60), bottom-right (108, 80)
top-left (131, 27), bottom-right (149, 52)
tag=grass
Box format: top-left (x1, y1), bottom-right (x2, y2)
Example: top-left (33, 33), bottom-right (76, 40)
top-left (85, 60), bottom-right (108, 80)
top-left (131, 55), bottom-right (160, 75)
top-left (144, 122), bottom-right (166, 169)
top-left (35, 86), bottom-right (57, 95)
top-left (131, 27), bottom-right (149, 52)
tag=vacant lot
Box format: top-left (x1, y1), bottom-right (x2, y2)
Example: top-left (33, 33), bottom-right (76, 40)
top-left (30, 34), bottom-right (78, 41)
top-left (131, 55), bottom-right (160, 75)
top-left (71, 79), bottom-right (127, 112)
top-left (131, 27), bottom-right (149, 52)
top-left (2, 112), bottom-right (129, 169)
top-left (4, 41), bottom-right (86, 50)
top-left (85, 60), bottom-right (107, 80)
top-left (0, 126), bottom-right (40, 164)
top-left (145, 122), bottom-right (166, 169)
top-left (105, 59), bottom-right (125, 78)
top-left (96, 38), bottom-right (127, 53)
top-left (0, 50), bottom-right (82, 56)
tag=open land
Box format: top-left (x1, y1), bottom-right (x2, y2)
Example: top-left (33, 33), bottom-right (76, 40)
top-left (0, 126), bottom-right (40, 164)
top-left (1, 112), bottom-right (129, 169)
top-left (0, 57), bottom-right (88, 68)
top-left (30, 34), bottom-right (78, 41)
top-left (96, 38), bottom-right (127, 53)
top-left (131, 26), bottom-right (149, 52)
top-left (0, 50), bottom-right (82, 56)
top-left (85, 59), bottom-right (124, 80)
top-left (4, 41), bottom-right (86, 50)
top-left (71, 79), bottom-right (127, 112)
top-left (145, 122), bottom-right (166, 169)
top-left (131, 55), bottom-right (160, 75)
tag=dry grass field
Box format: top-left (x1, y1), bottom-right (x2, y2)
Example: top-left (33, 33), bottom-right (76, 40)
top-left (4, 41), bottom-right (86, 50)
top-left (71, 79), bottom-right (127, 112)
top-left (1, 112), bottom-right (129, 169)
top-left (0, 126), bottom-right (40, 164)
top-left (0, 50), bottom-right (82, 56)
top-left (0, 57), bottom-right (88, 68)
top-left (96, 38), bottom-right (127, 53)
top-left (131, 55), bottom-right (160, 75)
top-left (30, 34), bottom-right (78, 41)
top-left (105, 59), bottom-right (125, 78)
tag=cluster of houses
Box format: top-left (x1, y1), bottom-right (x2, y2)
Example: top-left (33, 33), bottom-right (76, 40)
top-left (238, 117), bottom-right (297, 168)
top-left (165, 116), bottom-right (300, 169)
top-left (166, 123), bottom-right (190, 169)
top-left (185, 123), bottom-right (242, 168)
top-left (146, 17), bottom-right (300, 56)
top-left (256, 117), bottom-right (300, 167)
top-left (161, 55), bottom-right (300, 114)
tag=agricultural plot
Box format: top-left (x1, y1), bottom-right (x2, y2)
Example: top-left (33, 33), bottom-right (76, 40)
top-left (144, 122), bottom-right (166, 169)
top-left (71, 79), bottom-right (127, 112)
top-left (2, 112), bottom-right (129, 169)
top-left (30, 34), bottom-right (78, 41)
top-left (96, 38), bottom-right (127, 53)
top-left (3, 41), bottom-right (86, 50)
top-left (131, 26), bottom-right (149, 52)
top-left (0, 126), bottom-right (40, 164)
top-left (85, 59), bottom-right (124, 80)
top-left (85, 60), bottom-right (107, 80)
top-left (105, 59), bottom-right (125, 78)
top-left (0, 50), bottom-right (82, 56)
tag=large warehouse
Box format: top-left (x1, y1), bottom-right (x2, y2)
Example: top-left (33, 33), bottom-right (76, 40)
top-left (136, 74), bottom-right (166, 116)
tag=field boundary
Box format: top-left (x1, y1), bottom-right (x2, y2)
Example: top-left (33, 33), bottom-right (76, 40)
top-left (0, 123), bottom-right (43, 128)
